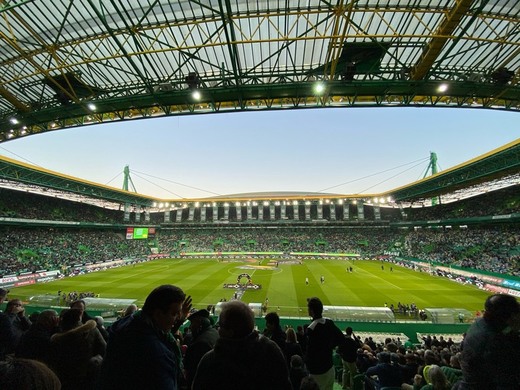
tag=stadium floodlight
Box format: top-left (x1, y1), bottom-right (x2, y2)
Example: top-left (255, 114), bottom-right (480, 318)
top-left (195, 202), bottom-right (200, 207)
top-left (212, 202), bottom-right (217, 207)
top-left (9, 117), bottom-right (19, 125)
top-left (87, 103), bottom-right (97, 111)
top-left (305, 201), bottom-right (311, 205)
top-left (292, 200), bottom-right (298, 205)
top-left (224, 202), bottom-right (229, 207)
top-left (235, 202), bottom-right (241, 207)
top-left (314, 82), bottom-right (325, 95)
top-left (352, 200), bottom-right (357, 204)
top-left (263, 201), bottom-right (269, 206)
top-left (192, 90), bottom-right (201, 100)
top-left (437, 83), bottom-right (448, 93)
top-left (338, 199), bottom-right (344, 205)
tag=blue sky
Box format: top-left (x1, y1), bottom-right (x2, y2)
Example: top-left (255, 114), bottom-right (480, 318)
top-left (0, 106), bottom-right (518, 200)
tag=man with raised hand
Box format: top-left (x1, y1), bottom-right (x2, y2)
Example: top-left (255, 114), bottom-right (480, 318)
top-left (100, 284), bottom-right (192, 390)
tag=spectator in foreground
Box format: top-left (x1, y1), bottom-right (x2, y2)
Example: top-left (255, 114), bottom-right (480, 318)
top-left (183, 308), bottom-right (219, 388)
top-left (457, 293), bottom-right (520, 389)
top-left (70, 300), bottom-right (108, 341)
top-left (284, 327), bottom-right (303, 367)
top-left (50, 308), bottom-right (106, 390)
top-left (289, 354), bottom-right (308, 390)
top-left (304, 297), bottom-right (347, 390)
top-left (264, 311), bottom-right (287, 353)
top-left (0, 358), bottom-right (61, 390)
top-left (99, 285), bottom-right (191, 390)
top-left (342, 326), bottom-right (360, 390)
top-left (0, 289), bottom-right (15, 360)
top-left (16, 309), bottom-right (59, 364)
top-left (192, 300), bottom-right (291, 390)
top-left (364, 351), bottom-right (402, 390)
top-left (4, 299), bottom-right (32, 352)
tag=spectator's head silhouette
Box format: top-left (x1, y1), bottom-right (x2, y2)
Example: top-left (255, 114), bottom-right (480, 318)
top-left (0, 358), bottom-right (61, 390)
top-left (307, 297), bottom-right (323, 320)
top-left (265, 311), bottom-right (281, 331)
top-left (60, 308), bottom-right (82, 331)
top-left (142, 284), bottom-right (186, 332)
top-left (483, 293), bottom-right (520, 329)
top-left (218, 300), bottom-right (254, 339)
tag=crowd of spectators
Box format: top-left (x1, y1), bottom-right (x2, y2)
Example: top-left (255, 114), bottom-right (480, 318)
top-left (404, 186), bottom-right (519, 220)
top-left (1, 185), bottom-right (518, 225)
top-left (1, 287), bottom-right (518, 390)
top-left (404, 226), bottom-right (519, 275)
top-left (0, 228), bottom-right (149, 276)
top-left (0, 188), bottom-right (123, 223)
top-left (0, 224), bottom-right (518, 276)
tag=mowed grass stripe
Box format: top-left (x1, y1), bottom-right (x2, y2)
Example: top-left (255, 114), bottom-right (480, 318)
top-left (9, 259), bottom-right (492, 312)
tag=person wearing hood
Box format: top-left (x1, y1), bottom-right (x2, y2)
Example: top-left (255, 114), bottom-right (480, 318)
top-left (192, 300), bottom-right (291, 390)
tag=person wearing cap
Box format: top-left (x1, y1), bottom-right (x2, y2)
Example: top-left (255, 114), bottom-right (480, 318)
top-left (304, 297), bottom-right (348, 390)
top-left (183, 308), bottom-right (219, 388)
top-left (457, 293), bottom-right (520, 390)
top-left (99, 284), bottom-right (192, 390)
top-left (192, 300), bottom-right (291, 390)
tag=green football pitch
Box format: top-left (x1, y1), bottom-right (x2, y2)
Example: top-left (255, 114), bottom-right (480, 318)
top-left (9, 259), bottom-right (491, 317)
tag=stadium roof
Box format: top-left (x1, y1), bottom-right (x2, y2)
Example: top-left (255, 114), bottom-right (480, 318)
top-left (0, 138), bottom-right (518, 209)
top-left (0, 0), bottom-right (519, 142)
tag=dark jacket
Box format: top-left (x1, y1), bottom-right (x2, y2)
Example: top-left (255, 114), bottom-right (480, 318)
top-left (0, 312), bottom-right (16, 358)
top-left (192, 331), bottom-right (291, 390)
top-left (459, 317), bottom-right (520, 389)
top-left (305, 317), bottom-right (347, 375)
top-left (342, 335), bottom-right (361, 363)
top-left (50, 319), bottom-right (106, 390)
top-left (16, 322), bottom-right (57, 364)
top-left (100, 311), bottom-right (183, 390)
top-left (365, 362), bottom-right (402, 388)
top-left (284, 341), bottom-right (303, 367)
top-left (183, 325), bottom-right (219, 387)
